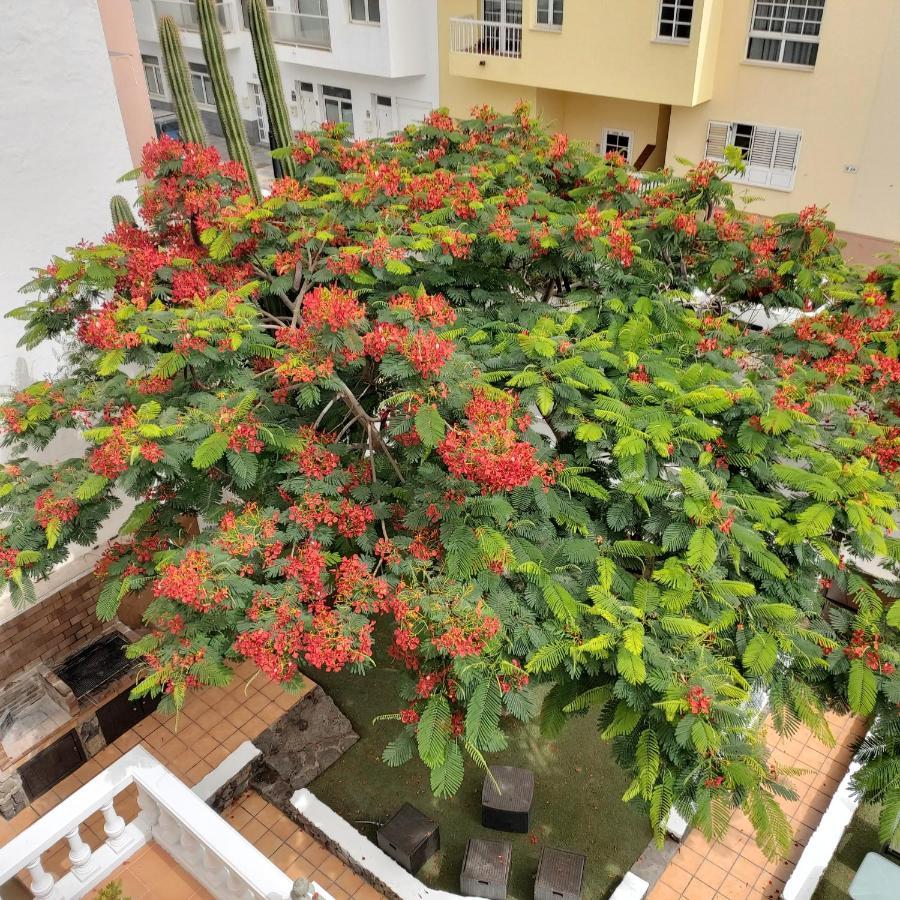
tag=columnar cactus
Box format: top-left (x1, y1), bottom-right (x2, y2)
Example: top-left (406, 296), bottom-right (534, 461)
top-left (158, 15), bottom-right (207, 145)
top-left (109, 195), bottom-right (136, 228)
top-left (247, 0), bottom-right (297, 178)
top-left (197, 0), bottom-right (261, 200)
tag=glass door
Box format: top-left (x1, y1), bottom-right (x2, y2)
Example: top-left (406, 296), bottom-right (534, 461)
top-left (481, 0), bottom-right (522, 55)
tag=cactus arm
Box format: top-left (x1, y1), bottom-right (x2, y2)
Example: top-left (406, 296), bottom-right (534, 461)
top-left (197, 0), bottom-right (262, 200)
top-left (109, 195), bottom-right (137, 228)
top-left (158, 15), bottom-right (207, 145)
top-left (247, 0), bottom-right (297, 179)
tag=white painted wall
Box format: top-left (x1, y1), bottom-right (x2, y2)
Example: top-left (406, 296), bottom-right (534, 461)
top-left (0, 0), bottom-right (137, 394)
top-left (133, 0), bottom-right (439, 144)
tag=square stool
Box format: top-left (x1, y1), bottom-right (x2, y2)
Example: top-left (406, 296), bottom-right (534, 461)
top-left (461, 837), bottom-right (512, 900)
top-left (376, 803), bottom-right (440, 873)
top-left (534, 847), bottom-right (586, 900)
top-left (482, 765), bottom-right (534, 833)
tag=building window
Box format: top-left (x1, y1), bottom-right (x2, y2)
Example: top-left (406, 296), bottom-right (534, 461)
top-left (657, 0), bottom-right (694, 41)
top-left (349, 0), bottom-right (380, 23)
top-left (536, 0), bottom-right (563, 28)
top-left (602, 129), bottom-right (633, 161)
top-left (322, 85), bottom-right (354, 133)
top-left (747, 0), bottom-right (825, 67)
top-left (189, 63), bottom-right (215, 109)
top-left (240, 0), bottom-right (274, 30)
top-left (705, 120), bottom-right (803, 190)
top-left (142, 55), bottom-right (165, 99)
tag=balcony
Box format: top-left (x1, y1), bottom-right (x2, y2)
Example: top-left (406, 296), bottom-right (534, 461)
top-left (152, 0), bottom-right (234, 32)
top-left (268, 9), bottom-right (331, 50)
top-left (0, 745), bottom-right (333, 899)
top-left (450, 16), bottom-right (522, 59)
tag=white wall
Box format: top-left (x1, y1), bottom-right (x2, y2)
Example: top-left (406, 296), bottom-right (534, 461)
top-left (134, 0), bottom-right (439, 143)
top-left (0, 0), bottom-right (137, 393)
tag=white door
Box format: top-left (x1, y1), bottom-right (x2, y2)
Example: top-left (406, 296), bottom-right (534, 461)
top-left (295, 81), bottom-right (317, 130)
top-left (374, 95), bottom-right (394, 137)
top-left (249, 83), bottom-right (268, 144)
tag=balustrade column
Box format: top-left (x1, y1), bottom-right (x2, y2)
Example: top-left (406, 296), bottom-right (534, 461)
top-left (101, 798), bottom-right (129, 851)
top-left (65, 824), bottom-right (94, 879)
top-left (25, 856), bottom-right (55, 899)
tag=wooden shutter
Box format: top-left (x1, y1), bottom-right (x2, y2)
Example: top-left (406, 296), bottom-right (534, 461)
top-left (770, 129), bottom-right (802, 189)
top-left (705, 121), bottom-right (730, 160)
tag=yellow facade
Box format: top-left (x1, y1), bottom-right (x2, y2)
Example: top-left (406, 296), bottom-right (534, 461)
top-left (438, 0), bottom-right (900, 248)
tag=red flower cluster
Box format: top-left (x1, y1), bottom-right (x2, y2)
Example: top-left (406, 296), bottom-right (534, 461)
top-left (301, 286), bottom-right (364, 332)
top-left (842, 628), bottom-right (895, 674)
top-left (437, 391), bottom-right (557, 493)
top-left (389, 291), bottom-right (456, 327)
top-left (33, 490), bottom-right (78, 528)
top-left (688, 685), bottom-right (712, 716)
top-left (154, 550), bottom-right (228, 612)
top-left (362, 323), bottom-right (454, 379)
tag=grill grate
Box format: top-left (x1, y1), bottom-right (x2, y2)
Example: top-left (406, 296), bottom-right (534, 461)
top-left (54, 633), bottom-right (133, 700)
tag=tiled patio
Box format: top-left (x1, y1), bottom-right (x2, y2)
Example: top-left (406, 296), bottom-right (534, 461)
top-left (87, 843), bottom-right (213, 899)
top-left (223, 790), bottom-right (384, 900)
top-left (648, 712), bottom-right (868, 900)
top-left (0, 662), bottom-right (381, 898)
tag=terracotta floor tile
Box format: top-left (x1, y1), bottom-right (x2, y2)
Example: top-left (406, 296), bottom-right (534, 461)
top-left (316, 853), bottom-right (347, 882)
top-left (336, 868), bottom-right (365, 893)
top-left (240, 792), bottom-right (268, 815)
top-left (696, 859), bottom-right (729, 891)
top-left (285, 855), bottom-right (315, 880)
top-left (260, 701), bottom-right (283, 724)
top-left (226, 805), bottom-right (253, 829)
top-left (256, 803), bottom-right (283, 828)
top-left (245, 693), bottom-right (270, 715)
top-left (240, 818), bottom-right (268, 843)
top-left (272, 843), bottom-right (300, 870)
top-left (276, 690), bottom-right (298, 710)
top-left (286, 828), bottom-right (315, 855)
top-left (192, 735), bottom-right (219, 757)
top-left (661, 862), bottom-right (694, 892)
top-left (229, 705), bottom-right (254, 728)
top-left (256, 830), bottom-right (283, 858)
top-left (674, 844), bottom-right (705, 873)
top-left (303, 841), bottom-right (332, 868)
top-left (195, 709), bottom-right (220, 730)
top-left (731, 857), bottom-right (762, 886)
top-left (682, 880), bottom-right (717, 900)
top-left (272, 815), bottom-right (297, 841)
top-left (649, 884), bottom-right (682, 900)
top-left (706, 842), bottom-right (739, 872)
top-left (718, 870), bottom-right (757, 900)
top-left (243, 714), bottom-right (267, 737)
top-left (353, 885), bottom-right (385, 900)
top-left (323, 882), bottom-right (350, 900)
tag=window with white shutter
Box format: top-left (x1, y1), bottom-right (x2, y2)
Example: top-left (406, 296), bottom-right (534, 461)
top-left (704, 120), bottom-right (802, 191)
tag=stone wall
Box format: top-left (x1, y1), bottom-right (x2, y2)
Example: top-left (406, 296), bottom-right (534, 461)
top-left (0, 571), bottom-right (104, 683)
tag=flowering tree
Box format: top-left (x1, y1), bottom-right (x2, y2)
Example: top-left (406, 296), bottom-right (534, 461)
top-left (2, 107), bottom-right (897, 855)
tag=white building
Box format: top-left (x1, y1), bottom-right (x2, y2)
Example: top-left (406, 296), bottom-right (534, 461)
top-left (132, 0), bottom-right (439, 152)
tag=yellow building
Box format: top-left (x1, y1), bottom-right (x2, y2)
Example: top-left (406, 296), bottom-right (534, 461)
top-left (438, 0), bottom-right (899, 259)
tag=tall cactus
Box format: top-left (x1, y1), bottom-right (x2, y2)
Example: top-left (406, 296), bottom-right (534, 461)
top-left (197, 0), bottom-right (261, 200)
top-left (247, 0), bottom-right (297, 179)
top-left (109, 195), bottom-right (136, 228)
top-left (158, 15), bottom-right (207, 145)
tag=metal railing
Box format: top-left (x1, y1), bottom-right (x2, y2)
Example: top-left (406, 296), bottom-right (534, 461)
top-left (0, 746), bottom-right (332, 899)
top-left (152, 0), bottom-right (233, 32)
top-left (268, 10), bottom-right (331, 49)
top-left (450, 16), bottom-right (523, 58)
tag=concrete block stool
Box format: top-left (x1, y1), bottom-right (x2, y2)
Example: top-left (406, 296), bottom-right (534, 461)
top-left (376, 803), bottom-right (439, 873)
top-left (482, 765), bottom-right (534, 833)
top-left (461, 837), bottom-right (512, 900)
top-left (534, 846), bottom-right (586, 900)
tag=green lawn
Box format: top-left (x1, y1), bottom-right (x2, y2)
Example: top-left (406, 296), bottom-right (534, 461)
top-left (308, 657), bottom-right (651, 899)
top-left (812, 803), bottom-right (883, 899)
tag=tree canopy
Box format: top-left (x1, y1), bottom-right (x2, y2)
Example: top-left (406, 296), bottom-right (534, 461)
top-left (2, 106), bottom-right (898, 855)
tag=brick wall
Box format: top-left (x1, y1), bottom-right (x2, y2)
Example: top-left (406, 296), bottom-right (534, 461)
top-left (0, 572), bottom-right (105, 682)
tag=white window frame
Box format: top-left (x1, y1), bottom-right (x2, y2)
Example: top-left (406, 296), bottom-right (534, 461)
top-left (322, 84), bottom-right (354, 134)
top-left (348, 0), bottom-right (380, 24)
top-left (656, 0), bottom-right (695, 43)
top-left (704, 120), bottom-right (803, 192)
top-left (189, 62), bottom-right (216, 109)
top-left (372, 94), bottom-right (396, 136)
top-left (535, 0), bottom-right (563, 30)
top-left (602, 129), bottom-right (634, 162)
top-left (142, 54), bottom-right (166, 100)
top-left (745, 0), bottom-right (825, 68)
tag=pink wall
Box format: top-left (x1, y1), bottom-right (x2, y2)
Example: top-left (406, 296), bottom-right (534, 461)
top-left (97, 0), bottom-right (155, 166)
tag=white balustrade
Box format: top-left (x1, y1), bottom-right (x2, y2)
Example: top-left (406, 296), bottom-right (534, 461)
top-left (152, 0), bottom-right (234, 32)
top-left (0, 746), bottom-right (334, 900)
top-left (450, 17), bottom-right (523, 58)
top-left (268, 10), bottom-right (331, 49)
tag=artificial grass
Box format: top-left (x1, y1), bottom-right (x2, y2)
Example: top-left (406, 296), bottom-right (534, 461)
top-left (812, 802), bottom-right (883, 900)
top-left (308, 657), bottom-right (652, 899)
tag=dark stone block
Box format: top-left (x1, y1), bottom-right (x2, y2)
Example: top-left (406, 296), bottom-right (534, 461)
top-left (376, 803), bottom-right (439, 873)
top-left (482, 765), bottom-right (534, 833)
top-left (534, 847), bottom-right (586, 900)
top-left (461, 837), bottom-right (511, 900)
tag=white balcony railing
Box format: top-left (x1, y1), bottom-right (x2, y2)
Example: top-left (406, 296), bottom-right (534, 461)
top-left (0, 746), bottom-right (332, 900)
top-left (268, 10), bottom-right (331, 49)
top-left (449, 16), bottom-right (523, 59)
top-left (153, 0), bottom-right (234, 33)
